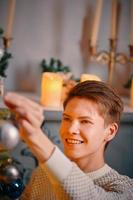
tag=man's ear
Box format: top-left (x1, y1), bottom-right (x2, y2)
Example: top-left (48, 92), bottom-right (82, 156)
top-left (104, 123), bottom-right (118, 142)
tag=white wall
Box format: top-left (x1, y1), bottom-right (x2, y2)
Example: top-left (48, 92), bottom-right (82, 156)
top-left (0, 0), bottom-right (132, 96)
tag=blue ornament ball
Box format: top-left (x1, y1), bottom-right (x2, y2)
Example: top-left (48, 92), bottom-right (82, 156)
top-left (5, 179), bottom-right (24, 199)
top-left (0, 182), bottom-right (4, 194)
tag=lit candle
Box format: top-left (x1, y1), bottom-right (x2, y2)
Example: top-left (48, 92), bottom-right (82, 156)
top-left (90, 0), bottom-right (103, 47)
top-left (130, 77), bottom-right (133, 108)
top-left (131, 0), bottom-right (133, 45)
top-left (5, 0), bottom-right (16, 39)
top-left (110, 0), bottom-right (118, 39)
top-left (40, 72), bottom-right (63, 108)
top-left (80, 74), bottom-right (101, 82)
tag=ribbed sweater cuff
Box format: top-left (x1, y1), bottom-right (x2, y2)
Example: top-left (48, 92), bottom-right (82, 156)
top-left (40, 146), bottom-right (73, 183)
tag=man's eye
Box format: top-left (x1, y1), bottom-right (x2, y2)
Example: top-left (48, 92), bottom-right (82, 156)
top-left (81, 120), bottom-right (91, 124)
top-left (63, 116), bottom-right (70, 121)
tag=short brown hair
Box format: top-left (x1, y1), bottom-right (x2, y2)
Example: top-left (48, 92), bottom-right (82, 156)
top-left (63, 80), bottom-right (124, 126)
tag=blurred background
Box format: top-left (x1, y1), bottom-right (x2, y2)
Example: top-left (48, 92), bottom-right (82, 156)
top-left (0, 0), bottom-right (133, 184)
top-left (0, 0), bottom-right (132, 97)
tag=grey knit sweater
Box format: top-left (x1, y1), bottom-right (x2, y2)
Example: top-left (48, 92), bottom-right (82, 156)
top-left (20, 147), bottom-right (133, 200)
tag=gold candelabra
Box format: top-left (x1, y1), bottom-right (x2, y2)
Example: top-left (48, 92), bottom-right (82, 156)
top-left (89, 39), bottom-right (133, 85)
top-left (2, 37), bottom-right (12, 50)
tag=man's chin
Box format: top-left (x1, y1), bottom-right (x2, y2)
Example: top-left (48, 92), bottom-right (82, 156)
top-left (64, 151), bottom-right (79, 161)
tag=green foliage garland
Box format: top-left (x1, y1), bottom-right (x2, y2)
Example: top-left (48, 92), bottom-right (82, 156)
top-left (0, 28), bottom-right (12, 77)
top-left (40, 57), bottom-right (71, 73)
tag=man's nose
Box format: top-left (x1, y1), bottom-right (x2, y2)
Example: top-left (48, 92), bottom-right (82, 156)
top-left (69, 121), bottom-right (80, 135)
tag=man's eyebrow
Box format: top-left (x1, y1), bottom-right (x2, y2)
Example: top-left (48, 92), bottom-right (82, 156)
top-left (62, 113), bottom-right (70, 117)
top-left (78, 116), bottom-right (92, 119)
top-left (63, 113), bottom-right (92, 120)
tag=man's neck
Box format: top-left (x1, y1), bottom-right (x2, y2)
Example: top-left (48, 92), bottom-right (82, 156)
top-left (74, 153), bottom-right (105, 173)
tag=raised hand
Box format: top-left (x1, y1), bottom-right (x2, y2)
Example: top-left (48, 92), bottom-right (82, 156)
top-left (4, 92), bottom-right (55, 163)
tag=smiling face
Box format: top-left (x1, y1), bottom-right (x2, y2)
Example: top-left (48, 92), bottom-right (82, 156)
top-left (60, 97), bottom-right (117, 170)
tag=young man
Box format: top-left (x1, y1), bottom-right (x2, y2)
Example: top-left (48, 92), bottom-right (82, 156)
top-left (4, 80), bottom-right (133, 199)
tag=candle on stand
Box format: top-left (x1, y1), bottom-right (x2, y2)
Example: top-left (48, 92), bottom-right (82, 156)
top-left (110, 0), bottom-right (118, 39)
top-left (80, 74), bottom-right (101, 82)
top-left (90, 0), bottom-right (103, 47)
top-left (130, 0), bottom-right (133, 45)
top-left (5, 0), bottom-right (16, 39)
top-left (130, 77), bottom-right (133, 108)
top-left (40, 72), bottom-right (63, 108)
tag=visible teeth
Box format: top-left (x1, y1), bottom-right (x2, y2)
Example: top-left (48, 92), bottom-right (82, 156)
top-left (66, 139), bottom-right (83, 144)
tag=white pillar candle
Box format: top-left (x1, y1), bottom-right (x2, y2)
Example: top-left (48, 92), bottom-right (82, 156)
top-left (80, 74), bottom-right (101, 82)
top-left (5, 0), bottom-right (16, 39)
top-left (40, 72), bottom-right (63, 108)
top-left (110, 0), bottom-right (118, 39)
top-left (90, 0), bottom-right (103, 47)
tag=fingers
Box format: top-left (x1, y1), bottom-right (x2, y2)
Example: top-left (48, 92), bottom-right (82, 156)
top-left (4, 92), bottom-right (43, 112)
top-left (4, 92), bottom-right (45, 128)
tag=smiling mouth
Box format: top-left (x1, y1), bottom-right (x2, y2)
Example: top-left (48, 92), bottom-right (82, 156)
top-left (66, 138), bottom-right (84, 144)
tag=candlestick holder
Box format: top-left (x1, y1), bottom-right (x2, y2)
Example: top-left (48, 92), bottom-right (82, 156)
top-left (129, 45), bottom-right (133, 62)
top-left (89, 45), bottom-right (97, 57)
top-left (2, 37), bottom-right (13, 50)
top-left (89, 38), bottom-right (132, 84)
